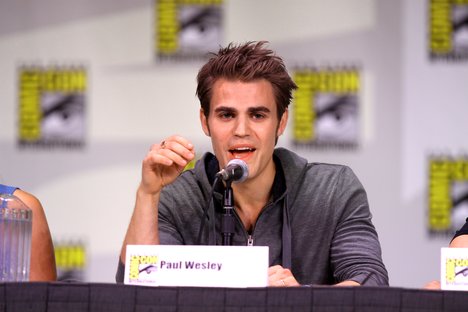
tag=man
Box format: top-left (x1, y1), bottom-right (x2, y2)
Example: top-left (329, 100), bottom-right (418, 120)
top-left (117, 41), bottom-right (388, 286)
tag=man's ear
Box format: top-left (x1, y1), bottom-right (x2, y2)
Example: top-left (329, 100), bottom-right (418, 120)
top-left (276, 109), bottom-right (289, 137)
top-left (200, 109), bottom-right (211, 136)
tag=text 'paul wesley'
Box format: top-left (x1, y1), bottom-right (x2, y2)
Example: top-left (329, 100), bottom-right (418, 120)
top-left (160, 260), bottom-right (222, 271)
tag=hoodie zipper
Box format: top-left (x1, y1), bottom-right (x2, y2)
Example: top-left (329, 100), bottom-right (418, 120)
top-left (233, 201), bottom-right (275, 247)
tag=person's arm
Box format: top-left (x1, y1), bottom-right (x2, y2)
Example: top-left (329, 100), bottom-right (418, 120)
top-left (267, 167), bottom-right (387, 287)
top-left (329, 167), bottom-right (389, 286)
top-left (119, 136), bottom-right (195, 264)
top-left (14, 189), bottom-right (57, 281)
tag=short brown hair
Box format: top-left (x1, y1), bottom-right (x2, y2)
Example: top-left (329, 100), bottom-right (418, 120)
top-left (196, 41), bottom-right (297, 120)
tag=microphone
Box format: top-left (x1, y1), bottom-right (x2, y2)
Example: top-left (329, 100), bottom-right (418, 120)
top-left (216, 159), bottom-right (249, 183)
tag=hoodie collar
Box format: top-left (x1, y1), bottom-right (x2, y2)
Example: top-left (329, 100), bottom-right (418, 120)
top-left (195, 148), bottom-right (309, 206)
top-left (195, 147), bottom-right (308, 200)
top-left (196, 152), bottom-right (287, 207)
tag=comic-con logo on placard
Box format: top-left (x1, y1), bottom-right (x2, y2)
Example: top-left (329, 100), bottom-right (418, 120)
top-left (129, 255), bottom-right (159, 283)
top-left (18, 65), bottom-right (86, 148)
top-left (445, 258), bottom-right (468, 285)
top-left (428, 156), bottom-right (468, 235)
top-left (429, 0), bottom-right (468, 61)
top-left (292, 66), bottom-right (360, 149)
top-left (155, 0), bottom-right (223, 61)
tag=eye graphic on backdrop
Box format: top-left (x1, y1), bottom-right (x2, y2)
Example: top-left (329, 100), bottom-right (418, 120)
top-left (452, 5), bottom-right (468, 53)
top-left (451, 181), bottom-right (468, 232)
top-left (315, 94), bottom-right (358, 143)
top-left (41, 93), bottom-right (85, 141)
top-left (178, 6), bottom-right (222, 53)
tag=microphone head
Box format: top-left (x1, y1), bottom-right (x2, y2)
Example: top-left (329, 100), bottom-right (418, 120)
top-left (225, 159), bottom-right (249, 183)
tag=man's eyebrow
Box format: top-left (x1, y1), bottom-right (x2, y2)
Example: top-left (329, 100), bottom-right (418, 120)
top-left (213, 106), bottom-right (271, 114)
top-left (248, 106), bottom-right (271, 113)
top-left (214, 106), bottom-right (236, 113)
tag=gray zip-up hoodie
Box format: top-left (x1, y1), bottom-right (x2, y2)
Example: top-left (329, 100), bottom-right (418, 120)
top-left (117, 148), bottom-right (388, 286)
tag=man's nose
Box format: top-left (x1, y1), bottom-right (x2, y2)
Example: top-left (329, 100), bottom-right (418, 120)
top-left (233, 115), bottom-right (250, 137)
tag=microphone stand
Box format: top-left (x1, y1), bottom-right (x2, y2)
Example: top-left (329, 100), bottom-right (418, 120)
top-left (222, 180), bottom-right (235, 245)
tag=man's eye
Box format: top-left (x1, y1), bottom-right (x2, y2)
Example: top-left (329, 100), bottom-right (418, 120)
top-left (252, 113), bottom-right (265, 119)
top-left (219, 112), bottom-right (234, 119)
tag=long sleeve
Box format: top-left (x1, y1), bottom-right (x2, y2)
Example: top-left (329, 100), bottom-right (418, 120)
top-left (329, 167), bottom-right (389, 286)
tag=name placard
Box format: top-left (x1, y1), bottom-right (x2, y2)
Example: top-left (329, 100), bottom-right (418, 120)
top-left (124, 245), bottom-right (269, 287)
top-left (441, 247), bottom-right (468, 291)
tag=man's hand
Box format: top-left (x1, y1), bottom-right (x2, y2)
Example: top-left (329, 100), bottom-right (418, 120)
top-left (423, 280), bottom-right (441, 290)
top-left (268, 265), bottom-right (363, 287)
top-left (268, 265), bottom-right (300, 287)
top-left (140, 135), bottom-right (195, 196)
top-left (335, 280), bottom-right (360, 286)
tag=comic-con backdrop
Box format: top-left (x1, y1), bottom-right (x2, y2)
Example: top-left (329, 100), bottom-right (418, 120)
top-left (1, 0), bottom-right (468, 287)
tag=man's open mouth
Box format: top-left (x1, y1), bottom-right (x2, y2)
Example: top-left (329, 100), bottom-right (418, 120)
top-left (229, 147), bottom-right (256, 157)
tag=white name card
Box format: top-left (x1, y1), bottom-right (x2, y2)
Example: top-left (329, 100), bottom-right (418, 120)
top-left (124, 245), bottom-right (269, 288)
top-left (441, 247), bottom-right (468, 291)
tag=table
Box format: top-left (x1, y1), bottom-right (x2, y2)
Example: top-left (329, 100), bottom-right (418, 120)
top-left (0, 282), bottom-right (467, 311)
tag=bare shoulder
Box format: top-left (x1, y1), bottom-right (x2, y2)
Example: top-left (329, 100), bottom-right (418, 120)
top-left (13, 189), bottom-right (44, 212)
top-left (450, 235), bottom-right (468, 248)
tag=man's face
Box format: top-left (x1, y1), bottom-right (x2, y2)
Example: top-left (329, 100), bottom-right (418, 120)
top-left (200, 78), bottom-right (288, 182)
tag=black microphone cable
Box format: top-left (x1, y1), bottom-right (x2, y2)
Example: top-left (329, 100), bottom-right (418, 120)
top-left (196, 175), bottom-right (220, 245)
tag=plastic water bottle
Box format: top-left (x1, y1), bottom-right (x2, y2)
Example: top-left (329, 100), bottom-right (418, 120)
top-left (0, 193), bottom-right (32, 282)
